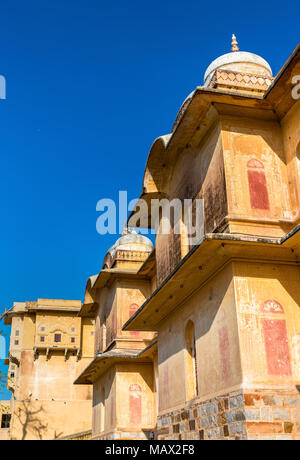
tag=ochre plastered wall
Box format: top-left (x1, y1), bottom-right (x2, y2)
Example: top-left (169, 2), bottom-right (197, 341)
top-left (89, 274), bottom-right (156, 439)
top-left (151, 101), bottom-right (300, 285)
top-left (0, 430), bottom-right (10, 441)
top-left (92, 362), bottom-right (155, 440)
top-left (94, 288), bottom-right (106, 354)
top-left (10, 313), bottom-right (25, 355)
top-left (16, 353), bottom-right (91, 400)
top-left (35, 312), bottom-right (81, 348)
top-left (115, 363), bottom-right (155, 433)
top-left (221, 115), bottom-right (292, 236)
top-left (0, 401), bottom-right (11, 441)
top-left (94, 278), bottom-right (154, 354)
top-left (81, 317), bottom-right (95, 358)
top-left (234, 260), bottom-right (300, 385)
top-left (10, 348), bottom-right (92, 440)
top-left (105, 49), bottom-right (300, 440)
top-left (11, 400), bottom-right (92, 440)
top-left (92, 367), bottom-right (116, 439)
top-left (154, 259), bottom-right (300, 440)
top-left (94, 284), bottom-right (117, 353)
top-left (157, 263), bottom-right (242, 414)
top-left (117, 279), bottom-right (154, 346)
top-left (6, 303), bottom-right (93, 440)
top-left (281, 99), bottom-right (300, 217)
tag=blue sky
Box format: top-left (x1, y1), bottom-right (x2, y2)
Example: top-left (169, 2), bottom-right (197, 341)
top-left (0, 0), bottom-right (299, 399)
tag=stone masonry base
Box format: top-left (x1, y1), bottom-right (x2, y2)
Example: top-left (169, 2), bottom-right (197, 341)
top-left (93, 430), bottom-right (154, 440)
top-left (157, 389), bottom-right (300, 440)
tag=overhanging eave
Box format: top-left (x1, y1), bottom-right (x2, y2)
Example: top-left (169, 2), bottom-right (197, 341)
top-left (123, 230), bottom-right (300, 332)
top-left (74, 349), bottom-right (153, 385)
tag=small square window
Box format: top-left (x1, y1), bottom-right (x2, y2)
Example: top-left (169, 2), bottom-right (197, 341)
top-left (10, 372), bottom-right (15, 378)
top-left (71, 328), bottom-right (75, 333)
top-left (54, 334), bottom-right (61, 343)
top-left (15, 330), bottom-right (19, 337)
top-left (71, 337), bottom-right (75, 344)
top-left (41, 327), bottom-right (45, 332)
top-left (14, 340), bottom-right (19, 346)
top-left (1, 414), bottom-right (11, 429)
top-left (40, 336), bottom-right (45, 343)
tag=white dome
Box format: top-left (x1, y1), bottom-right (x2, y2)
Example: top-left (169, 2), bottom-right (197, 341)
top-left (108, 230), bottom-right (153, 258)
top-left (204, 51), bottom-right (272, 87)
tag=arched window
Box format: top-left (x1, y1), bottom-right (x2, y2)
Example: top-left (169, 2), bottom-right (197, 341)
top-left (247, 159), bottom-right (270, 210)
top-left (100, 387), bottom-right (105, 433)
top-left (185, 320), bottom-right (198, 400)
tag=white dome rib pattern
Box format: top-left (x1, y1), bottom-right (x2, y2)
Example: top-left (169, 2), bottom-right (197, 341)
top-left (204, 51), bottom-right (272, 86)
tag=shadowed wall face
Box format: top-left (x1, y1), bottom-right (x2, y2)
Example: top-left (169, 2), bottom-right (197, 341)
top-left (157, 263), bottom-right (242, 413)
top-left (185, 321), bottom-right (197, 401)
top-left (154, 124), bottom-right (227, 286)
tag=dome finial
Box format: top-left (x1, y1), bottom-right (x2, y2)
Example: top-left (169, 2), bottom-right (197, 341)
top-left (231, 34), bottom-right (239, 52)
top-left (122, 226), bottom-right (130, 236)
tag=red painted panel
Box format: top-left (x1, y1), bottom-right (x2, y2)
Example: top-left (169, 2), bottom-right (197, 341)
top-left (129, 384), bottom-right (142, 425)
top-left (262, 319), bottom-right (292, 376)
top-left (218, 327), bottom-right (231, 383)
top-left (129, 304), bottom-right (139, 337)
top-left (248, 170), bottom-right (270, 210)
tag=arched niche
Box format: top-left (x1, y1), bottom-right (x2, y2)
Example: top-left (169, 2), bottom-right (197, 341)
top-left (185, 320), bottom-right (198, 400)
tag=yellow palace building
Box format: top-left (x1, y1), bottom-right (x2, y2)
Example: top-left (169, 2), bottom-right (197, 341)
top-left (3, 37), bottom-right (300, 440)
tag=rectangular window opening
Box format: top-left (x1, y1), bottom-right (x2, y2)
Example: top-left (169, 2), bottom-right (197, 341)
top-left (54, 334), bottom-right (61, 343)
top-left (1, 414), bottom-right (11, 429)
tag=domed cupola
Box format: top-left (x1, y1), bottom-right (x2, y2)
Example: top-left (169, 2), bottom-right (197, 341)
top-left (204, 35), bottom-right (273, 94)
top-left (102, 228), bottom-right (153, 270)
top-left (171, 35), bottom-right (273, 133)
